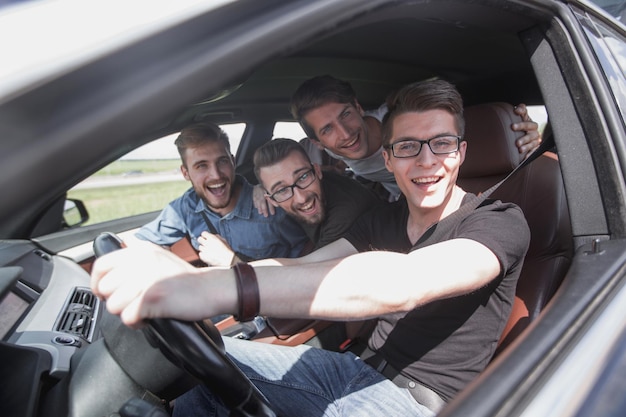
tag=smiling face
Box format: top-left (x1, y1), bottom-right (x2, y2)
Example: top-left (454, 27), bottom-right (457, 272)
top-left (303, 101), bottom-right (373, 160)
top-left (384, 109), bottom-right (466, 221)
top-left (258, 150), bottom-right (325, 226)
top-left (180, 140), bottom-right (238, 216)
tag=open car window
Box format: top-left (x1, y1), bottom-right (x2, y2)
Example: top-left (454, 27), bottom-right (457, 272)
top-left (65, 123), bottom-right (246, 227)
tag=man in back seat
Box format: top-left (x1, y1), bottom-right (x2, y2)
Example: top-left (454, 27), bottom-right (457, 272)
top-left (236, 138), bottom-right (383, 251)
top-left (92, 79), bottom-right (530, 416)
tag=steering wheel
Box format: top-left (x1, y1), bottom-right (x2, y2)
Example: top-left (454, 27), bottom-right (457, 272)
top-left (93, 232), bottom-right (276, 417)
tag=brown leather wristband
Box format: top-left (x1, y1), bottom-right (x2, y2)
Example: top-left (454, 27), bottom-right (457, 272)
top-left (232, 263), bottom-right (260, 322)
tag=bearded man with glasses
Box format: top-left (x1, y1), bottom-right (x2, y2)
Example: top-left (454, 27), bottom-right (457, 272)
top-left (251, 138), bottom-right (383, 250)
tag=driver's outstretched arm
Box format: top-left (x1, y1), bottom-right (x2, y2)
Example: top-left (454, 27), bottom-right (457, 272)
top-left (91, 237), bottom-right (500, 328)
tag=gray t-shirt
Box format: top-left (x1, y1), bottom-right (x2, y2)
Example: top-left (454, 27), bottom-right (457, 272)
top-left (325, 104), bottom-right (401, 200)
top-left (344, 196), bottom-right (530, 402)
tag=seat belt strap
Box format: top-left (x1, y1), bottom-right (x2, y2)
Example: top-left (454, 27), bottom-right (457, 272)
top-left (200, 211), bottom-right (219, 234)
top-left (199, 211), bottom-right (255, 263)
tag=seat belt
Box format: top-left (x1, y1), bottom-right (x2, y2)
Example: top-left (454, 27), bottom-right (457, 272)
top-left (413, 135), bottom-right (555, 250)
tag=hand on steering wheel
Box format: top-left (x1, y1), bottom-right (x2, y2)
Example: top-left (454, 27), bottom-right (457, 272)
top-left (92, 232), bottom-right (276, 417)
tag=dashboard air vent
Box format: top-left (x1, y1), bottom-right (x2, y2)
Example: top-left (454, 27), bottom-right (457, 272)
top-left (55, 287), bottom-right (99, 342)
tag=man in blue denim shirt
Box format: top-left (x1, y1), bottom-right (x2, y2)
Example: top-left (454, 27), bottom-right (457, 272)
top-left (135, 122), bottom-right (309, 265)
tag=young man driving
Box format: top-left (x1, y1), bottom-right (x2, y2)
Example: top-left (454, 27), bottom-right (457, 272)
top-left (92, 79), bottom-right (530, 416)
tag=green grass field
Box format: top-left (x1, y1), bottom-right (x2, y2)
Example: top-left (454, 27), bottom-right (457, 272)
top-left (68, 181), bottom-right (190, 225)
top-left (68, 159), bottom-right (190, 225)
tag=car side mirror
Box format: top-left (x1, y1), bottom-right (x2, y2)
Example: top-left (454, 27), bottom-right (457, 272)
top-left (63, 198), bottom-right (89, 228)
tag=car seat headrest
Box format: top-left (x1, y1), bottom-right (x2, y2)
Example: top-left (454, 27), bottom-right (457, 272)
top-left (459, 102), bottom-right (525, 179)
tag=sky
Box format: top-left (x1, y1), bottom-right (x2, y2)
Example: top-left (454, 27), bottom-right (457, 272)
top-left (121, 122), bottom-right (306, 160)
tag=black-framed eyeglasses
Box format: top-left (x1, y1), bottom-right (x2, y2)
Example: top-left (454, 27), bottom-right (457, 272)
top-left (266, 167), bottom-right (316, 203)
top-left (384, 135), bottom-right (461, 158)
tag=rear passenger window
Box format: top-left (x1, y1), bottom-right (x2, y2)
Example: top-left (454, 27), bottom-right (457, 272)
top-left (273, 121), bottom-right (306, 140)
top-left (527, 106), bottom-right (548, 133)
top-left (67, 123), bottom-right (245, 226)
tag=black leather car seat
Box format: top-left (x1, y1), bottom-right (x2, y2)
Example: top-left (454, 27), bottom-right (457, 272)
top-left (458, 103), bottom-right (574, 357)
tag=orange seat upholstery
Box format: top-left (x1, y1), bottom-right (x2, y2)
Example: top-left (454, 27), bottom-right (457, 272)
top-left (458, 103), bottom-right (573, 356)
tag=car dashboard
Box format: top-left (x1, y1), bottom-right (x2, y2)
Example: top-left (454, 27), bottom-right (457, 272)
top-left (0, 236), bottom-right (340, 417)
top-left (0, 239), bottom-right (103, 381)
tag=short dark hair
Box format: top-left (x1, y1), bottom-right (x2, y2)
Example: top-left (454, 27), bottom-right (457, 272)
top-left (174, 122), bottom-right (230, 166)
top-left (381, 79), bottom-right (465, 147)
top-left (253, 138), bottom-right (311, 184)
top-left (290, 75), bottom-right (359, 139)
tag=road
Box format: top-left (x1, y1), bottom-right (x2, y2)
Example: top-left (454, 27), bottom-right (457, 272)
top-left (72, 172), bottom-right (185, 189)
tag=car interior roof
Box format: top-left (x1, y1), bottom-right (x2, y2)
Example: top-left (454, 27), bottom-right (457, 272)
top-left (169, 1), bottom-right (549, 130)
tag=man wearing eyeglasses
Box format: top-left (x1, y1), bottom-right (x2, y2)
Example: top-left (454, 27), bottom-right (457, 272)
top-left (251, 138), bottom-right (383, 251)
top-left (93, 79), bottom-right (530, 416)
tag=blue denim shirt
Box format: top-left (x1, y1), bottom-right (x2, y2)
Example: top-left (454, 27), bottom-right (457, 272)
top-left (136, 176), bottom-right (309, 260)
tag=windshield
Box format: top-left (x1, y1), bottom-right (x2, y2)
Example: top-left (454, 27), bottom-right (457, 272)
top-left (589, 0), bottom-right (626, 19)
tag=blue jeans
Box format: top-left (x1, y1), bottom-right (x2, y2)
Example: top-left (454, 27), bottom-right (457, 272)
top-left (172, 337), bottom-right (436, 417)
